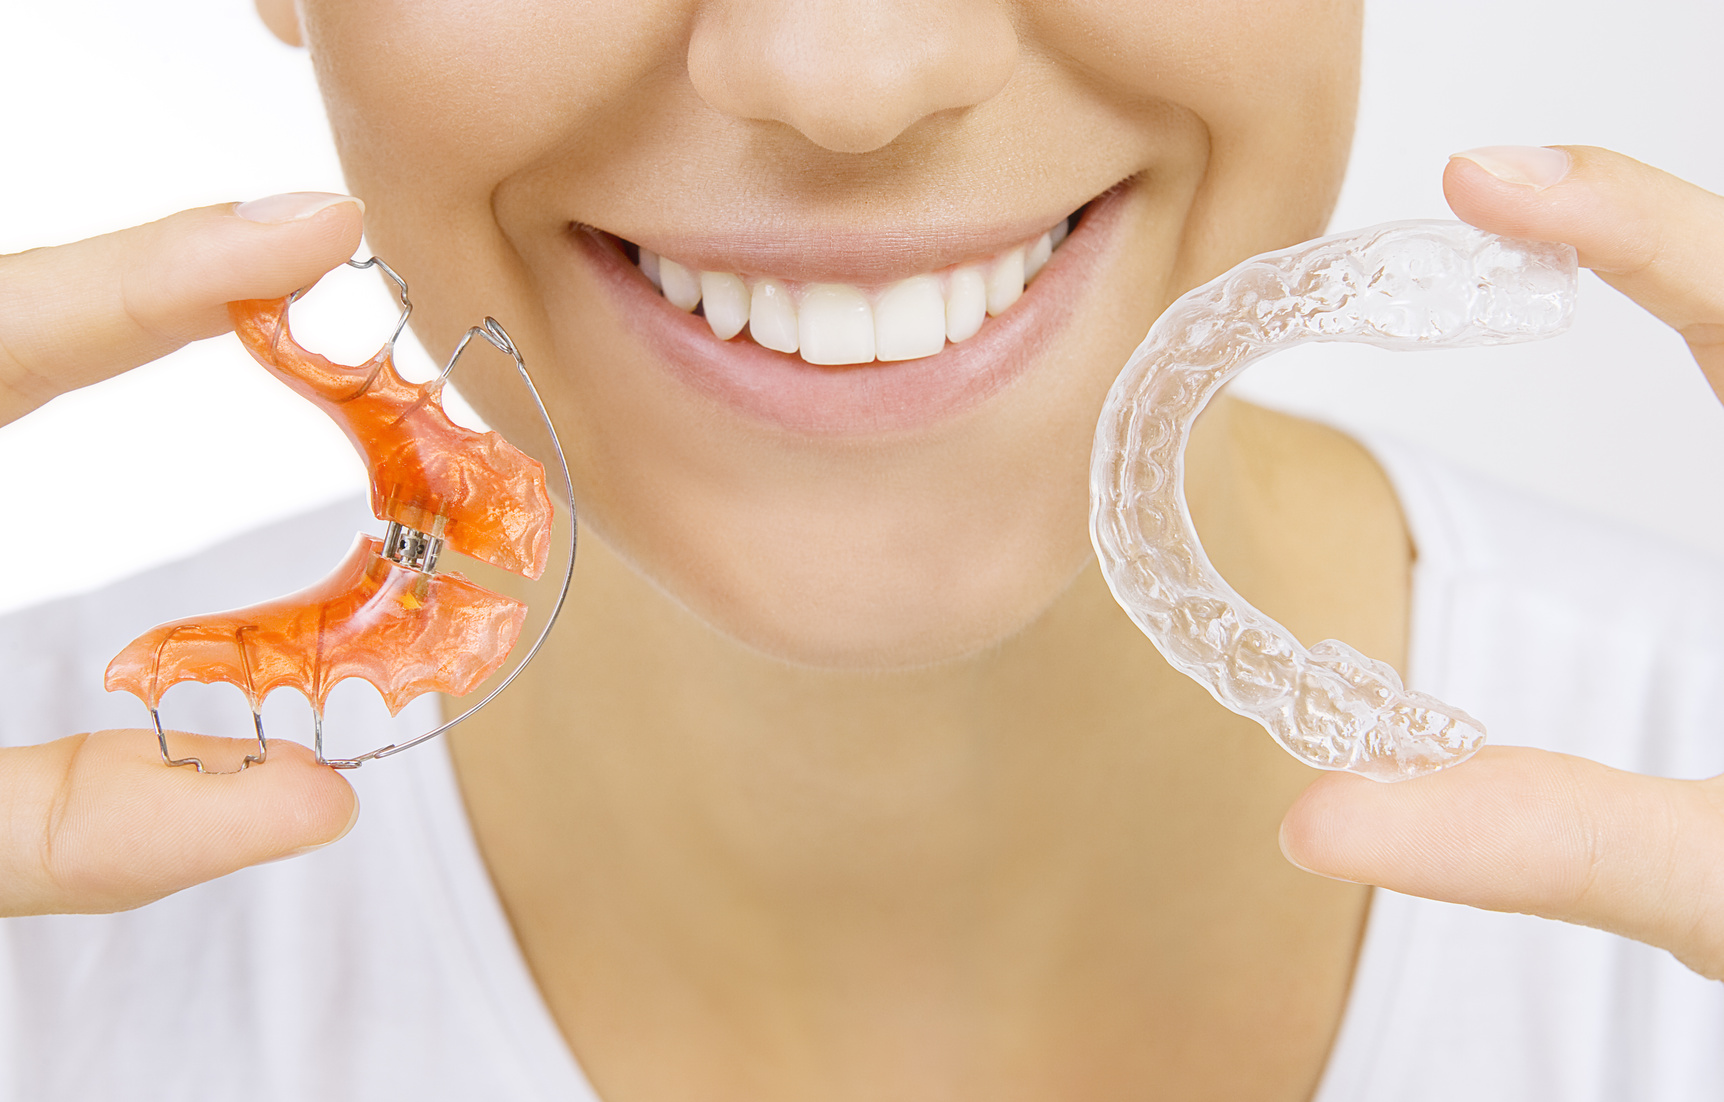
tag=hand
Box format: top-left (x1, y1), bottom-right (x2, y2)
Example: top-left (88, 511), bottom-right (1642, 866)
top-left (0, 193), bottom-right (365, 915)
top-left (1281, 146), bottom-right (1724, 980)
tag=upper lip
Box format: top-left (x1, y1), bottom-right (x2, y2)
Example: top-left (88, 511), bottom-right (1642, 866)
top-left (582, 200), bottom-right (1099, 287)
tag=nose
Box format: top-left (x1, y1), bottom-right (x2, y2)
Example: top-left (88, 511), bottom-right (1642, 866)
top-left (687, 0), bottom-right (1019, 154)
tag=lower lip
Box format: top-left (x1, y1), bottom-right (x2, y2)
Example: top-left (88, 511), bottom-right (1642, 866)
top-left (570, 184), bottom-right (1129, 437)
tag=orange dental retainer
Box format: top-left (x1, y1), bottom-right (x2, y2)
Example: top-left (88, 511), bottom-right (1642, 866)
top-left (105, 258), bottom-right (576, 771)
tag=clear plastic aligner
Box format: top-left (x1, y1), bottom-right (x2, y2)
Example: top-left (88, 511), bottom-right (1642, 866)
top-left (1089, 220), bottom-right (1577, 781)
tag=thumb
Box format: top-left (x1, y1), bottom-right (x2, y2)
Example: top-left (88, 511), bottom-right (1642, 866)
top-left (1281, 746), bottom-right (1724, 979)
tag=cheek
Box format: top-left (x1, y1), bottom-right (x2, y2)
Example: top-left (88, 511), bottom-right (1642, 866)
top-left (303, 1), bottom-right (662, 150)
top-left (1031, 0), bottom-right (1361, 266)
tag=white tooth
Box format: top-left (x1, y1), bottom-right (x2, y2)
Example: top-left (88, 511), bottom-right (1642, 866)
top-left (798, 284), bottom-right (875, 365)
top-left (659, 257), bottom-right (702, 312)
top-left (873, 275), bottom-right (947, 362)
top-left (639, 247), bottom-right (662, 289)
top-left (1024, 232), bottom-right (1053, 281)
top-left (1050, 218), bottom-right (1069, 248)
top-left (945, 266), bottom-right (986, 343)
top-left (985, 247), bottom-right (1025, 316)
top-left (749, 279), bottom-right (799, 353)
top-left (700, 272), bottom-right (749, 339)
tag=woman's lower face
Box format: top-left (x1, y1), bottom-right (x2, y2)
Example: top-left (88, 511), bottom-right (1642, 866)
top-left (290, 0), bottom-right (1362, 669)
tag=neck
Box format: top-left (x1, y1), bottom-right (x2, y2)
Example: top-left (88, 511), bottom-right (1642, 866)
top-left (446, 397), bottom-right (1402, 1099)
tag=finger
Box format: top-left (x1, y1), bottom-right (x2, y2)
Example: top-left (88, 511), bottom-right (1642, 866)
top-left (1280, 746), bottom-right (1724, 979)
top-left (1444, 145), bottom-right (1724, 394)
top-left (0, 192), bottom-right (364, 427)
top-left (0, 728), bottom-right (357, 916)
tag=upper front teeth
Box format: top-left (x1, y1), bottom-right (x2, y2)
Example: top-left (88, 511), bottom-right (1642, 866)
top-left (799, 284), bottom-right (875, 365)
top-left (945, 267), bottom-right (986, 343)
top-left (699, 271), bottom-right (749, 340)
top-left (636, 218), bottom-right (1072, 366)
top-left (984, 247), bottom-right (1025, 316)
top-left (659, 257), bottom-right (702, 311)
top-left (749, 279), bottom-right (798, 353)
top-left (872, 275), bottom-right (945, 361)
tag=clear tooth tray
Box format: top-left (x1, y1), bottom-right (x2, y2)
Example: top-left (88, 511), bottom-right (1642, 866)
top-left (1089, 220), bottom-right (1577, 781)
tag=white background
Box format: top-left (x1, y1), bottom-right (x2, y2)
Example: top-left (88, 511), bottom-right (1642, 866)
top-left (2, 0), bottom-right (1721, 615)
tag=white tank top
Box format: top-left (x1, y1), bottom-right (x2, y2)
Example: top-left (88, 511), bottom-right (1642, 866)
top-left (2, 439), bottom-right (1720, 1100)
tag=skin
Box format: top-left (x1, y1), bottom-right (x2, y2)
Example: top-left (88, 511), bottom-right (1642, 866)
top-left (0, 3), bottom-right (1722, 1100)
top-left (285, 1), bottom-right (1378, 1095)
top-left (292, 0), bottom-right (1363, 668)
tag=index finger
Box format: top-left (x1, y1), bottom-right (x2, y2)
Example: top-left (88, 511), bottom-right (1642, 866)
top-left (1443, 145), bottom-right (1724, 394)
top-left (0, 192), bottom-right (364, 427)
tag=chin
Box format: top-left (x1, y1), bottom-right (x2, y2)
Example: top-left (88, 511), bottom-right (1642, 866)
top-left (586, 494), bottom-right (1096, 671)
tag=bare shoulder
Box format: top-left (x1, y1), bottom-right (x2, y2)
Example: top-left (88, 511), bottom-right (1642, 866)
top-left (1186, 396), bottom-right (1412, 671)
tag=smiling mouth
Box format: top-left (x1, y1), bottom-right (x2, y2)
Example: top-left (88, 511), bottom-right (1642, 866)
top-left (608, 208), bottom-right (1084, 366)
top-left (569, 183), bottom-right (1126, 435)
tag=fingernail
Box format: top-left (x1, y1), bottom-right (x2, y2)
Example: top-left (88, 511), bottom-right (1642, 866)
top-left (1451, 146), bottom-right (1571, 190)
top-left (264, 795), bottom-right (359, 864)
top-left (1277, 821), bottom-right (1364, 882)
top-left (234, 191), bottom-right (365, 224)
top-left (334, 793), bottom-right (361, 842)
top-left (1277, 821), bottom-right (1314, 872)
